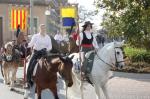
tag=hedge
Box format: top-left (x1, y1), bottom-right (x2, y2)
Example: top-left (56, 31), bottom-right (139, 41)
top-left (125, 47), bottom-right (150, 63)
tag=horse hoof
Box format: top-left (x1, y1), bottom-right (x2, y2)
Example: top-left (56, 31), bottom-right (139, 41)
top-left (14, 80), bottom-right (17, 83)
top-left (10, 87), bottom-right (15, 91)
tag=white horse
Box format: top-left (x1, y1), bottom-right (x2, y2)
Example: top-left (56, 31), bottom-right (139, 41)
top-left (68, 41), bottom-right (125, 99)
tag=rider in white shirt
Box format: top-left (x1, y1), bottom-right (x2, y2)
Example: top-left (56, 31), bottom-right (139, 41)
top-left (54, 31), bottom-right (63, 44)
top-left (26, 24), bottom-right (52, 88)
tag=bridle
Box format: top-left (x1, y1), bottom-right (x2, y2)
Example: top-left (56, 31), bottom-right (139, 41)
top-left (114, 47), bottom-right (125, 67)
top-left (95, 46), bottom-right (125, 68)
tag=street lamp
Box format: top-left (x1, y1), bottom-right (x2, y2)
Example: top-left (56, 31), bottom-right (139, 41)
top-left (45, 9), bottom-right (51, 15)
top-left (45, 8), bottom-right (51, 33)
top-left (30, 0), bottom-right (34, 34)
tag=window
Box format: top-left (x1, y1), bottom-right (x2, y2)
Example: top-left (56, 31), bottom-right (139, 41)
top-left (27, 17), bottom-right (38, 34)
top-left (33, 18), bottom-right (38, 33)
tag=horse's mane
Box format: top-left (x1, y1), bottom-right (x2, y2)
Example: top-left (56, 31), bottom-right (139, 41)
top-left (99, 42), bottom-right (114, 52)
top-left (4, 41), bottom-right (13, 48)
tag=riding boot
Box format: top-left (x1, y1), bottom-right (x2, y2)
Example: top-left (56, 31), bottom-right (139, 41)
top-left (81, 62), bottom-right (93, 85)
top-left (80, 62), bottom-right (86, 81)
top-left (26, 52), bottom-right (38, 88)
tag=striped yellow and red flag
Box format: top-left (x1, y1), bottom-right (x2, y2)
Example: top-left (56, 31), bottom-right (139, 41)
top-left (11, 8), bottom-right (28, 30)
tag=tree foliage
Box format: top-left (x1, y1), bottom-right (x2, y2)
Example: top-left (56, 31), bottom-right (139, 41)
top-left (78, 6), bottom-right (96, 23)
top-left (95, 0), bottom-right (150, 50)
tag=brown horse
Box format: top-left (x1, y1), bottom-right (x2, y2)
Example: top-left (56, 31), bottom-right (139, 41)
top-left (68, 37), bottom-right (79, 53)
top-left (17, 32), bottom-right (26, 45)
top-left (1, 42), bottom-right (21, 89)
top-left (24, 55), bottom-right (74, 99)
top-left (51, 35), bottom-right (79, 54)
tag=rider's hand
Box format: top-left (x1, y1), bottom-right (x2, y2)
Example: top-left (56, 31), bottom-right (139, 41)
top-left (42, 48), bottom-right (47, 51)
top-left (95, 48), bottom-right (98, 52)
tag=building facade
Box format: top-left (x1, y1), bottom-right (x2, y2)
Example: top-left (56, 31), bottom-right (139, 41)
top-left (0, 0), bottom-right (68, 47)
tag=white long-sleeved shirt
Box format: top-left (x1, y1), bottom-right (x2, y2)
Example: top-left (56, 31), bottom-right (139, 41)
top-left (54, 34), bottom-right (63, 42)
top-left (28, 33), bottom-right (52, 51)
top-left (76, 31), bottom-right (99, 49)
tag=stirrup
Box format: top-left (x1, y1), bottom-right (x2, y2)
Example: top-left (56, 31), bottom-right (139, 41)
top-left (81, 73), bottom-right (93, 85)
top-left (24, 83), bottom-right (31, 89)
top-left (81, 72), bottom-right (88, 81)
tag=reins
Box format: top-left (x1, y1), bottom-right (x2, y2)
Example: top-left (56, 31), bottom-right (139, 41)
top-left (95, 46), bottom-right (125, 68)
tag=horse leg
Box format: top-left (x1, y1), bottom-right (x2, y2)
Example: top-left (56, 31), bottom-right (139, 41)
top-left (10, 68), bottom-right (16, 90)
top-left (14, 63), bottom-right (18, 82)
top-left (36, 85), bottom-right (42, 99)
top-left (94, 83), bottom-right (101, 99)
top-left (13, 66), bottom-right (18, 83)
top-left (101, 85), bottom-right (110, 99)
top-left (50, 83), bottom-right (59, 99)
top-left (3, 67), bottom-right (8, 84)
top-left (6, 68), bottom-right (10, 84)
top-left (6, 67), bottom-right (11, 85)
top-left (24, 83), bottom-right (36, 99)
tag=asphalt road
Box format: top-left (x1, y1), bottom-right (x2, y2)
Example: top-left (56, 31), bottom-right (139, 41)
top-left (0, 67), bottom-right (150, 99)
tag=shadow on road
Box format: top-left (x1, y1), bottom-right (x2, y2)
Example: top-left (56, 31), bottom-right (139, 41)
top-left (14, 78), bottom-right (24, 89)
top-left (0, 78), bottom-right (3, 83)
top-left (11, 88), bottom-right (24, 95)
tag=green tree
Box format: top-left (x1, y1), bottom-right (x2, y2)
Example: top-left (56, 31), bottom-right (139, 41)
top-left (78, 6), bottom-right (96, 23)
top-left (95, 0), bottom-right (150, 50)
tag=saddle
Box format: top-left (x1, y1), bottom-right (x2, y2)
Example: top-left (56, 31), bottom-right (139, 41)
top-left (73, 51), bottom-right (95, 85)
top-left (83, 51), bottom-right (95, 74)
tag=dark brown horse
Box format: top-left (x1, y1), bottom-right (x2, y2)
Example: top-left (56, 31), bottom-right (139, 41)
top-left (68, 37), bottom-right (79, 53)
top-left (51, 35), bottom-right (79, 54)
top-left (24, 55), bottom-right (74, 99)
top-left (17, 32), bottom-right (26, 45)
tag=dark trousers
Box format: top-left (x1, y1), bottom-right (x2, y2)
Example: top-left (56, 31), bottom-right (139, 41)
top-left (26, 49), bottom-right (47, 86)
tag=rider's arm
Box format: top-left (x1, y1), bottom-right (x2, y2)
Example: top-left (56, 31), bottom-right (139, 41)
top-left (28, 35), bottom-right (36, 48)
top-left (46, 36), bottom-right (52, 51)
top-left (76, 33), bottom-right (83, 46)
top-left (92, 36), bottom-right (99, 49)
top-left (54, 35), bottom-right (58, 41)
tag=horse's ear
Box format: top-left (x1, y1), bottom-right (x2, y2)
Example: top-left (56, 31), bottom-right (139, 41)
top-left (122, 40), bottom-right (125, 44)
top-left (121, 40), bottom-right (125, 46)
top-left (59, 56), bottom-right (66, 62)
top-left (113, 39), bottom-right (117, 44)
top-left (69, 55), bottom-right (74, 60)
top-left (3, 48), bottom-right (6, 52)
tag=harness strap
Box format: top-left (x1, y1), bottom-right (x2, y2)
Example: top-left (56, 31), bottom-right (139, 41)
top-left (1, 54), bottom-right (13, 62)
top-left (95, 51), bottom-right (115, 68)
top-left (95, 46), bottom-right (125, 68)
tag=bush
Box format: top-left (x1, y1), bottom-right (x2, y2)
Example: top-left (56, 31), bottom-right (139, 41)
top-left (125, 47), bottom-right (150, 63)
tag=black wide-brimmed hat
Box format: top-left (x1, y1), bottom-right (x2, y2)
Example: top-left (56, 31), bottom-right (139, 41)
top-left (82, 21), bottom-right (93, 27)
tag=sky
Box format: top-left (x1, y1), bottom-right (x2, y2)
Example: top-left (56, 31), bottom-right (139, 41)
top-left (68, 0), bottom-right (105, 30)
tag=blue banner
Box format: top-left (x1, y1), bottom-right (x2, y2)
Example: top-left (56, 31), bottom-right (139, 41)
top-left (62, 17), bottom-right (76, 26)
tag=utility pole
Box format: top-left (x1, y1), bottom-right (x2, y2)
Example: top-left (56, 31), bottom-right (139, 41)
top-left (30, 0), bottom-right (34, 34)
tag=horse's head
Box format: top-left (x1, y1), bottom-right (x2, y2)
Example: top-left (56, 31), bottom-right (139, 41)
top-left (113, 40), bottom-right (126, 69)
top-left (5, 44), bottom-right (13, 53)
top-left (4, 43), bottom-right (13, 61)
top-left (58, 55), bottom-right (74, 87)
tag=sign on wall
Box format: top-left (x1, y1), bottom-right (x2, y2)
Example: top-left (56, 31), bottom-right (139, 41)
top-left (60, 7), bottom-right (76, 27)
top-left (10, 8), bottom-right (28, 30)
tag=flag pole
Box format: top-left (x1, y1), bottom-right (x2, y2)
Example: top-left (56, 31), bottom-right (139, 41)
top-left (75, 3), bottom-right (84, 99)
